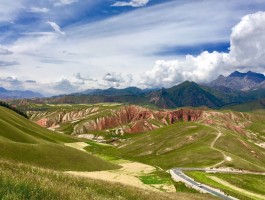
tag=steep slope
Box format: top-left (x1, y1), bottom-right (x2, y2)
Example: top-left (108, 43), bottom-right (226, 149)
top-left (148, 88), bottom-right (178, 108)
top-left (0, 106), bottom-right (118, 171)
top-left (149, 81), bottom-right (224, 108)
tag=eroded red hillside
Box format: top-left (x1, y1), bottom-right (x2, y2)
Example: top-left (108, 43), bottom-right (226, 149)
top-left (35, 105), bottom-right (203, 134)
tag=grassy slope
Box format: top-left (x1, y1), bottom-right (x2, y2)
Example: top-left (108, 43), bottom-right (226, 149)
top-left (247, 111), bottom-right (265, 142)
top-left (208, 110), bottom-right (265, 171)
top-left (86, 122), bottom-right (223, 169)
top-left (85, 111), bottom-right (265, 171)
top-left (0, 160), bottom-right (218, 200)
top-left (0, 106), bottom-right (118, 171)
top-left (11, 103), bottom-right (265, 171)
top-left (222, 99), bottom-right (265, 112)
top-left (0, 106), bottom-right (76, 143)
top-left (120, 123), bottom-right (222, 169)
top-left (215, 130), bottom-right (265, 171)
top-left (186, 171), bottom-right (265, 200)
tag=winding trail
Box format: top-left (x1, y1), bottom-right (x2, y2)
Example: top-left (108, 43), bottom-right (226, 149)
top-left (209, 128), bottom-right (227, 168)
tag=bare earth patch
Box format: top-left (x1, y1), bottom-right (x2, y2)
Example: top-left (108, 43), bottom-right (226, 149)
top-left (66, 170), bottom-right (155, 191)
top-left (66, 161), bottom-right (175, 192)
top-left (64, 142), bottom-right (90, 152)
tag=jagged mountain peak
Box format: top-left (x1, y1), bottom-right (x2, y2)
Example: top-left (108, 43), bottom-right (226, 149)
top-left (209, 70), bottom-right (265, 91)
top-left (228, 71), bottom-right (246, 78)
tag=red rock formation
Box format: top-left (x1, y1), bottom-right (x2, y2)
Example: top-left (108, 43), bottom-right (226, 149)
top-left (81, 106), bottom-right (203, 133)
top-left (36, 118), bottom-right (49, 127)
top-left (34, 105), bottom-right (204, 134)
top-left (159, 109), bottom-right (203, 124)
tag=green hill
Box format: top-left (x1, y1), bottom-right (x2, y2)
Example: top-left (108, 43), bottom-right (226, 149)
top-left (83, 108), bottom-right (265, 172)
top-left (119, 122), bottom-right (223, 168)
top-left (0, 160), bottom-right (215, 200)
top-left (166, 81), bottom-right (224, 108)
top-left (0, 106), bottom-right (118, 171)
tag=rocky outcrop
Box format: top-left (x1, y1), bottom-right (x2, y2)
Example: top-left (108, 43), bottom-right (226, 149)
top-left (158, 109), bottom-right (203, 124)
top-left (34, 105), bottom-right (204, 134)
top-left (79, 105), bottom-right (203, 134)
top-left (34, 107), bottom-right (100, 128)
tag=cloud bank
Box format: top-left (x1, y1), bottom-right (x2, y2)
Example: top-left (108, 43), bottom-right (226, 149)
top-left (141, 11), bottom-right (265, 88)
top-left (1, 1), bottom-right (265, 95)
top-left (0, 48), bottom-right (13, 55)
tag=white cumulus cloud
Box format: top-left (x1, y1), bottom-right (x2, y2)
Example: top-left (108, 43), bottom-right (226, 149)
top-left (112, 0), bottom-right (149, 7)
top-left (141, 11), bottom-right (265, 88)
top-left (229, 11), bottom-right (265, 68)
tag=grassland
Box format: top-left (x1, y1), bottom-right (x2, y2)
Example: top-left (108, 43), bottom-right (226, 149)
top-left (0, 106), bottom-right (118, 171)
top-left (222, 99), bottom-right (265, 112)
top-left (85, 122), bottom-right (223, 169)
top-left (185, 171), bottom-right (265, 200)
top-left (14, 103), bottom-right (265, 172)
top-left (0, 159), bottom-right (219, 200)
top-left (3, 102), bottom-right (265, 199)
top-left (214, 129), bottom-right (265, 171)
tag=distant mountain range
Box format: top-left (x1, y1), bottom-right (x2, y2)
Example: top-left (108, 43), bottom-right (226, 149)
top-left (148, 80), bottom-right (265, 108)
top-left (208, 71), bottom-right (265, 91)
top-left (9, 71), bottom-right (265, 109)
top-left (0, 87), bottom-right (43, 99)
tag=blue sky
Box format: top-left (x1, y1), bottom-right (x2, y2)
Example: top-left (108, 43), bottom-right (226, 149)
top-left (0, 0), bottom-right (265, 95)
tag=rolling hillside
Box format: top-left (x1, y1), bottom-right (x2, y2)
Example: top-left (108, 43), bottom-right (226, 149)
top-left (0, 105), bottom-right (119, 171)
top-left (0, 104), bottom-right (218, 200)
top-left (0, 160), bottom-right (215, 200)
top-left (222, 99), bottom-right (265, 112)
top-left (2, 102), bottom-right (265, 199)
top-left (118, 110), bottom-right (265, 171)
top-left (27, 103), bottom-right (265, 172)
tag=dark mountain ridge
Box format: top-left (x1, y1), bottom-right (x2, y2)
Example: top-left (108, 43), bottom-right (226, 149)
top-left (79, 87), bottom-right (158, 96)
